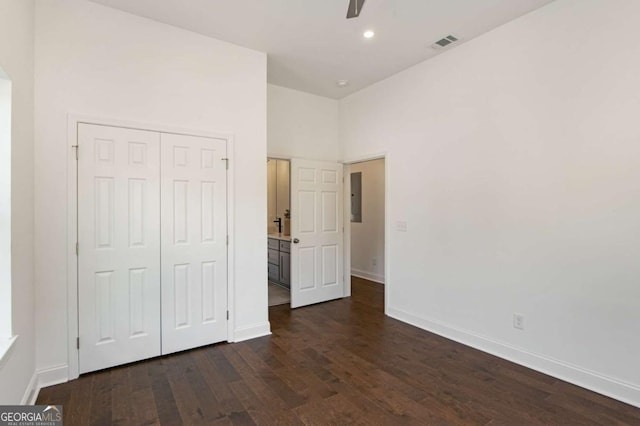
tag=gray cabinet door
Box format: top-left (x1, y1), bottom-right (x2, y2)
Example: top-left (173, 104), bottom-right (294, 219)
top-left (268, 248), bottom-right (280, 265)
top-left (268, 263), bottom-right (280, 282)
top-left (279, 252), bottom-right (290, 287)
top-left (279, 240), bottom-right (290, 253)
top-left (268, 238), bottom-right (280, 250)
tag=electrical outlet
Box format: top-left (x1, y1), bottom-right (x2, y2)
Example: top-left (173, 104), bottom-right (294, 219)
top-left (513, 313), bottom-right (525, 330)
top-left (372, 257), bottom-right (377, 267)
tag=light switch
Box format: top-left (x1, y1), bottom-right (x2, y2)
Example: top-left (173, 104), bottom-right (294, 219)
top-left (395, 221), bottom-right (407, 232)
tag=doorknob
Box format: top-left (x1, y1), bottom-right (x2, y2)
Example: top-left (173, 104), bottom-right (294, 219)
top-left (293, 238), bottom-right (300, 244)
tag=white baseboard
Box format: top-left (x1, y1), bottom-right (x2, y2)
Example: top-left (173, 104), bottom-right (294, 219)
top-left (37, 364), bottom-right (69, 390)
top-left (20, 371), bottom-right (38, 405)
top-left (21, 364), bottom-right (70, 405)
top-left (351, 268), bottom-right (384, 284)
top-left (387, 306), bottom-right (640, 409)
top-left (233, 322), bottom-right (271, 343)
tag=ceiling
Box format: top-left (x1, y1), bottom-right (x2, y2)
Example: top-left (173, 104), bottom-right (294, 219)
top-left (90, 0), bottom-right (555, 99)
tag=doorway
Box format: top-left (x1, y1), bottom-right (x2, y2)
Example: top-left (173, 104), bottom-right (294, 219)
top-left (345, 157), bottom-right (386, 306)
top-left (267, 158), bottom-right (291, 306)
top-left (266, 157), bottom-right (346, 310)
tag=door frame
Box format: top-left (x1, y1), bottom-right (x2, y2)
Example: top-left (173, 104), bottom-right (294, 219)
top-left (66, 113), bottom-right (236, 380)
top-left (266, 154), bottom-right (291, 296)
top-left (267, 153), bottom-right (387, 309)
top-left (341, 153), bottom-right (389, 314)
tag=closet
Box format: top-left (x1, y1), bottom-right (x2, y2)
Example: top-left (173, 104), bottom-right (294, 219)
top-left (77, 123), bottom-right (228, 374)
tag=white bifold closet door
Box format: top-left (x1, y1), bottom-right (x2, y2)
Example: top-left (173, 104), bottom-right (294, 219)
top-left (78, 124), bottom-right (228, 373)
top-left (78, 124), bottom-right (162, 374)
top-left (160, 133), bottom-right (228, 355)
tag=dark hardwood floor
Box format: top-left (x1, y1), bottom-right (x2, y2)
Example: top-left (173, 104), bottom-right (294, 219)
top-left (38, 277), bottom-right (640, 425)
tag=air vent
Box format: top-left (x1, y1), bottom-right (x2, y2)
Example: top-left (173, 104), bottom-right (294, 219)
top-left (432, 34), bottom-right (460, 49)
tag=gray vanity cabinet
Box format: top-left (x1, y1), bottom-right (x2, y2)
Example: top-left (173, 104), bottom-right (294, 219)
top-left (279, 241), bottom-right (290, 286)
top-left (268, 238), bottom-right (290, 288)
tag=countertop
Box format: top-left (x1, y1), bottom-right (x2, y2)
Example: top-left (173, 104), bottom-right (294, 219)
top-left (268, 233), bottom-right (292, 242)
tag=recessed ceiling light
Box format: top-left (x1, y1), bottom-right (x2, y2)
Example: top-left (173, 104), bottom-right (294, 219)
top-left (363, 30), bottom-right (375, 39)
top-left (337, 80), bottom-right (349, 87)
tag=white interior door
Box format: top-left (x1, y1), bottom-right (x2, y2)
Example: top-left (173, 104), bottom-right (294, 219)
top-left (160, 133), bottom-right (228, 354)
top-left (78, 123), bottom-right (161, 373)
top-left (290, 159), bottom-right (344, 308)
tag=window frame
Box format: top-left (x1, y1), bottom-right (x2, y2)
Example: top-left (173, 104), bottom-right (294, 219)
top-left (0, 68), bottom-right (13, 343)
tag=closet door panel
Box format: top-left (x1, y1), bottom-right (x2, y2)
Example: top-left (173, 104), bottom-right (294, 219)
top-left (78, 124), bottom-right (161, 374)
top-left (160, 133), bottom-right (228, 354)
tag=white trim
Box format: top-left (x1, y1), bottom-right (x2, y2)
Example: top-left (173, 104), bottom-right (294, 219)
top-left (20, 371), bottom-right (37, 405)
top-left (226, 136), bottom-right (236, 342)
top-left (36, 365), bottom-right (69, 391)
top-left (68, 114), bottom-right (235, 141)
top-left (351, 268), bottom-right (384, 284)
top-left (66, 117), bottom-right (79, 380)
top-left (342, 152), bottom-right (387, 165)
top-left (387, 306), bottom-right (640, 409)
top-left (0, 74), bottom-right (11, 341)
top-left (0, 335), bottom-right (17, 369)
top-left (383, 154), bottom-right (390, 315)
top-left (268, 153), bottom-right (342, 163)
top-left (66, 113), bottom-right (236, 379)
top-left (266, 153), bottom-right (292, 160)
top-left (232, 322), bottom-right (271, 342)
top-left (20, 365), bottom-right (70, 405)
top-left (342, 153), bottom-right (389, 312)
top-left (343, 164), bottom-right (352, 298)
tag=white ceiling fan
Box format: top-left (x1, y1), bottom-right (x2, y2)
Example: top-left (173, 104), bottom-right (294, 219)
top-left (346, 0), bottom-right (366, 19)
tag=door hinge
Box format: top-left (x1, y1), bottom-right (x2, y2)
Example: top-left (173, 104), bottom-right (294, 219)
top-left (76, 337), bottom-right (80, 349)
top-left (72, 145), bottom-right (79, 160)
top-left (226, 235), bottom-right (229, 246)
top-left (76, 242), bottom-right (79, 256)
top-left (222, 158), bottom-right (229, 170)
top-left (226, 310), bottom-right (229, 320)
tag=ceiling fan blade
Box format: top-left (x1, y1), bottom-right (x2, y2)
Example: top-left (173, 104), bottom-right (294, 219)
top-left (346, 0), bottom-right (366, 19)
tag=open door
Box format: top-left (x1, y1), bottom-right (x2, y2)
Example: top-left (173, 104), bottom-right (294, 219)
top-left (290, 159), bottom-right (344, 308)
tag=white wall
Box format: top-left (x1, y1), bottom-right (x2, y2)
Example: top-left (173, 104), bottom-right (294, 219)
top-left (349, 159), bottom-right (385, 283)
top-left (340, 0), bottom-right (640, 406)
top-left (34, 0), bottom-right (268, 378)
top-left (268, 84), bottom-right (339, 161)
top-left (0, 0), bottom-right (36, 404)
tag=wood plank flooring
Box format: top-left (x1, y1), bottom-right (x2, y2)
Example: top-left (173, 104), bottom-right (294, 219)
top-left (38, 277), bottom-right (640, 425)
